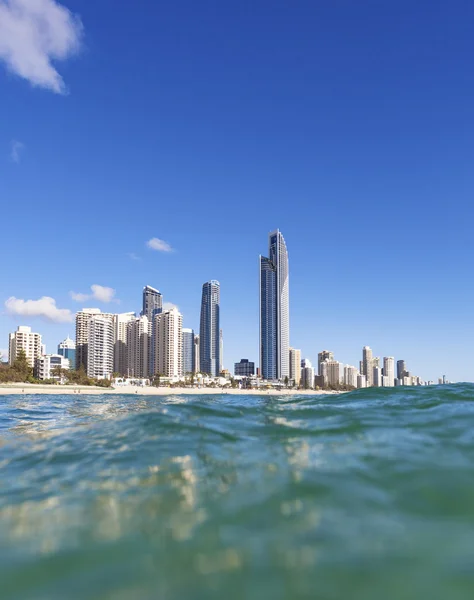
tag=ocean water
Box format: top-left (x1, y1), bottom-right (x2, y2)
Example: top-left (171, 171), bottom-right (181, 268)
top-left (1, 385), bottom-right (474, 600)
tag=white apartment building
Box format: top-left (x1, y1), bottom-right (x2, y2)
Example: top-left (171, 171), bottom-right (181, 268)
top-left (382, 375), bottom-right (390, 387)
top-left (289, 348), bottom-right (301, 386)
top-left (35, 354), bottom-right (70, 381)
top-left (383, 357), bottom-right (395, 387)
top-left (87, 314), bottom-right (114, 379)
top-left (114, 312), bottom-right (135, 375)
top-left (9, 326), bottom-right (42, 367)
top-left (344, 365), bottom-right (358, 388)
top-left (127, 315), bottom-right (150, 378)
top-left (300, 358), bottom-right (314, 389)
top-left (357, 374), bottom-right (367, 388)
top-left (194, 334), bottom-right (200, 374)
top-left (373, 366), bottom-right (382, 387)
top-left (326, 360), bottom-right (343, 386)
top-left (154, 307), bottom-right (183, 378)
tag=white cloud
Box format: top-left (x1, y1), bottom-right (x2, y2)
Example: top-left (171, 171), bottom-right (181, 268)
top-left (0, 0), bottom-right (83, 94)
top-left (70, 284), bottom-right (117, 304)
top-left (5, 296), bottom-right (73, 322)
top-left (10, 139), bottom-right (24, 162)
top-left (127, 252), bottom-right (140, 261)
top-left (163, 302), bottom-right (179, 312)
top-left (146, 237), bottom-right (174, 253)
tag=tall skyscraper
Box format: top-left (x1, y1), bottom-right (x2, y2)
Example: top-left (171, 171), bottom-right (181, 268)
top-left (87, 314), bottom-right (114, 379)
top-left (199, 280), bottom-right (220, 376)
top-left (8, 326), bottom-right (42, 367)
top-left (289, 348), bottom-right (301, 386)
top-left (57, 335), bottom-right (76, 370)
top-left (259, 230), bottom-right (289, 380)
top-left (397, 360), bottom-right (407, 380)
top-left (113, 312), bottom-right (135, 375)
top-left (318, 350), bottom-right (334, 375)
top-left (127, 315), bottom-right (150, 378)
top-left (219, 329), bottom-right (224, 373)
top-left (182, 328), bottom-right (195, 374)
top-left (326, 360), bottom-right (343, 386)
top-left (300, 358), bottom-right (314, 389)
top-left (75, 308), bottom-right (102, 370)
top-left (154, 307), bottom-right (183, 378)
top-left (142, 286), bottom-right (163, 376)
top-left (344, 365), bottom-right (358, 388)
top-left (383, 357), bottom-right (395, 387)
top-left (362, 346), bottom-right (374, 387)
top-left (194, 334), bottom-right (200, 373)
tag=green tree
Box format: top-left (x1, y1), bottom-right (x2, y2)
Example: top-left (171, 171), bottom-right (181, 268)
top-left (12, 350), bottom-right (33, 382)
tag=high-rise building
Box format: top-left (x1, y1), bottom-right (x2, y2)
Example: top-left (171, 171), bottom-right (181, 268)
top-left (320, 360), bottom-right (329, 387)
top-left (194, 334), bottom-right (200, 374)
top-left (142, 286), bottom-right (163, 376)
top-left (182, 328), bottom-right (195, 374)
top-left (318, 350), bottom-right (334, 375)
top-left (234, 359), bottom-right (255, 377)
top-left (113, 312), bottom-right (135, 375)
top-left (8, 326), bottom-right (42, 367)
top-left (383, 357), bottom-right (395, 387)
top-left (397, 360), bottom-right (407, 380)
top-left (219, 329), bottom-right (224, 373)
top-left (126, 315), bottom-right (149, 378)
top-left (57, 336), bottom-right (76, 370)
top-left (87, 314), bottom-right (114, 379)
top-left (300, 358), bottom-right (314, 389)
top-left (362, 346), bottom-right (374, 387)
top-left (75, 308), bottom-right (102, 370)
top-left (155, 307), bottom-right (183, 378)
top-left (259, 229), bottom-right (289, 381)
top-left (199, 280), bottom-right (220, 376)
top-left (373, 366), bottom-right (382, 387)
top-left (289, 348), bottom-right (301, 386)
top-left (344, 365), bottom-right (358, 388)
top-left (357, 374), bottom-right (367, 388)
top-left (326, 360), bottom-right (343, 386)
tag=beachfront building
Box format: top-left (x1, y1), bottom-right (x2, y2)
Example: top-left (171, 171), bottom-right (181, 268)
top-left (126, 315), bottom-right (150, 378)
top-left (35, 354), bottom-right (70, 381)
top-left (57, 336), bottom-right (76, 370)
top-left (8, 326), bottom-right (42, 367)
top-left (199, 280), bottom-right (220, 376)
top-left (183, 328), bottom-right (195, 374)
top-left (234, 359), bottom-right (255, 377)
top-left (318, 350), bottom-right (334, 375)
top-left (300, 358), bottom-right (314, 389)
top-left (87, 314), bottom-right (115, 379)
top-left (344, 365), bottom-right (358, 388)
top-left (113, 312), bottom-right (135, 375)
top-left (155, 307), bottom-right (183, 378)
top-left (383, 357), bottom-right (395, 387)
top-left (259, 230), bottom-right (289, 381)
top-left (373, 366), bottom-right (382, 387)
top-left (75, 308), bottom-right (102, 370)
top-left (326, 360), bottom-right (343, 386)
top-left (194, 334), bottom-right (200, 373)
top-left (362, 346), bottom-right (375, 387)
top-left (397, 359), bottom-right (408, 380)
top-left (220, 329), bottom-right (224, 372)
top-left (289, 347), bottom-right (301, 386)
top-left (357, 374), bottom-right (367, 388)
top-left (142, 285), bottom-right (163, 377)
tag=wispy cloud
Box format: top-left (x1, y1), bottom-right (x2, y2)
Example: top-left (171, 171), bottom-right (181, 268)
top-left (10, 139), bottom-right (24, 163)
top-left (5, 296), bottom-right (73, 322)
top-left (0, 0), bottom-right (83, 94)
top-left (70, 284), bottom-right (118, 304)
top-left (127, 252), bottom-right (140, 261)
top-left (146, 237), bottom-right (174, 253)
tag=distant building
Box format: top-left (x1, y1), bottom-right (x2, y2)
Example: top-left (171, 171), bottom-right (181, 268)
top-left (326, 360), bottom-right (343, 386)
top-left (183, 328), bottom-right (195, 374)
top-left (199, 280), bottom-right (220, 376)
top-left (9, 326), bottom-right (42, 367)
top-left (318, 350), bottom-right (334, 375)
top-left (142, 286), bottom-right (163, 376)
top-left (320, 360), bottom-right (329, 387)
top-left (301, 358), bottom-right (314, 389)
top-left (57, 336), bottom-right (76, 370)
top-left (234, 359), bottom-right (255, 377)
top-left (383, 357), bottom-right (395, 387)
top-left (87, 314), bottom-right (114, 379)
top-left (127, 315), bottom-right (150, 378)
top-left (113, 312), bottom-right (135, 375)
top-left (35, 354), bottom-right (70, 381)
top-left (75, 308), bottom-right (106, 370)
top-left (220, 329), bottom-right (224, 372)
top-left (344, 365), bottom-right (358, 388)
top-left (382, 375), bottom-right (390, 387)
top-left (259, 230), bottom-right (289, 381)
top-left (289, 348), bottom-right (301, 386)
top-left (194, 334), bottom-right (200, 373)
top-left (373, 366), bottom-right (382, 387)
top-left (362, 346), bottom-right (374, 387)
top-left (397, 360), bottom-right (407, 380)
top-left (357, 374), bottom-right (367, 388)
top-left (155, 307), bottom-right (183, 378)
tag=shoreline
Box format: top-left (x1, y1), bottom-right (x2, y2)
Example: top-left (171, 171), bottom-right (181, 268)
top-left (0, 383), bottom-right (340, 396)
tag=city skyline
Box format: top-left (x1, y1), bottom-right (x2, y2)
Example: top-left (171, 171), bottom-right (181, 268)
top-left (2, 2), bottom-right (474, 382)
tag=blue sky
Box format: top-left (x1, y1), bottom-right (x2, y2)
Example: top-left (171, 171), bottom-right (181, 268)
top-left (1, 0), bottom-right (473, 381)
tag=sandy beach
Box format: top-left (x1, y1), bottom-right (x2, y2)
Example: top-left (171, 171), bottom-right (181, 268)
top-left (0, 383), bottom-right (337, 396)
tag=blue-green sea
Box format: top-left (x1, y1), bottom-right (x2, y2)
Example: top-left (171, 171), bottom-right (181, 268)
top-left (2, 385), bottom-right (474, 599)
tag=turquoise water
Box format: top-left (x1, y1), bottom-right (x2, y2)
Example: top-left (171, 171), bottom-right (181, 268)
top-left (2, 385), bottom-right (474, 599)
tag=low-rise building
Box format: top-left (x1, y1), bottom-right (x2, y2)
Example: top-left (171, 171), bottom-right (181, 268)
top-left (35, 354), bottom-right (70, 381)
top-left (234, 359), bottom-right (255, 377)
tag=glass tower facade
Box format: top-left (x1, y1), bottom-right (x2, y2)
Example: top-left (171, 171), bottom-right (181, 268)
top-left (142, 285), bottom-right (162, 376)
top-left (259, 230), bottom-right (289, 380)
top-left (182, 328), bottom-right (195, 374)
top-left (199, 280), bottom-right (220, 376)
top-left (57, 336), bottom-right (76, 370)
